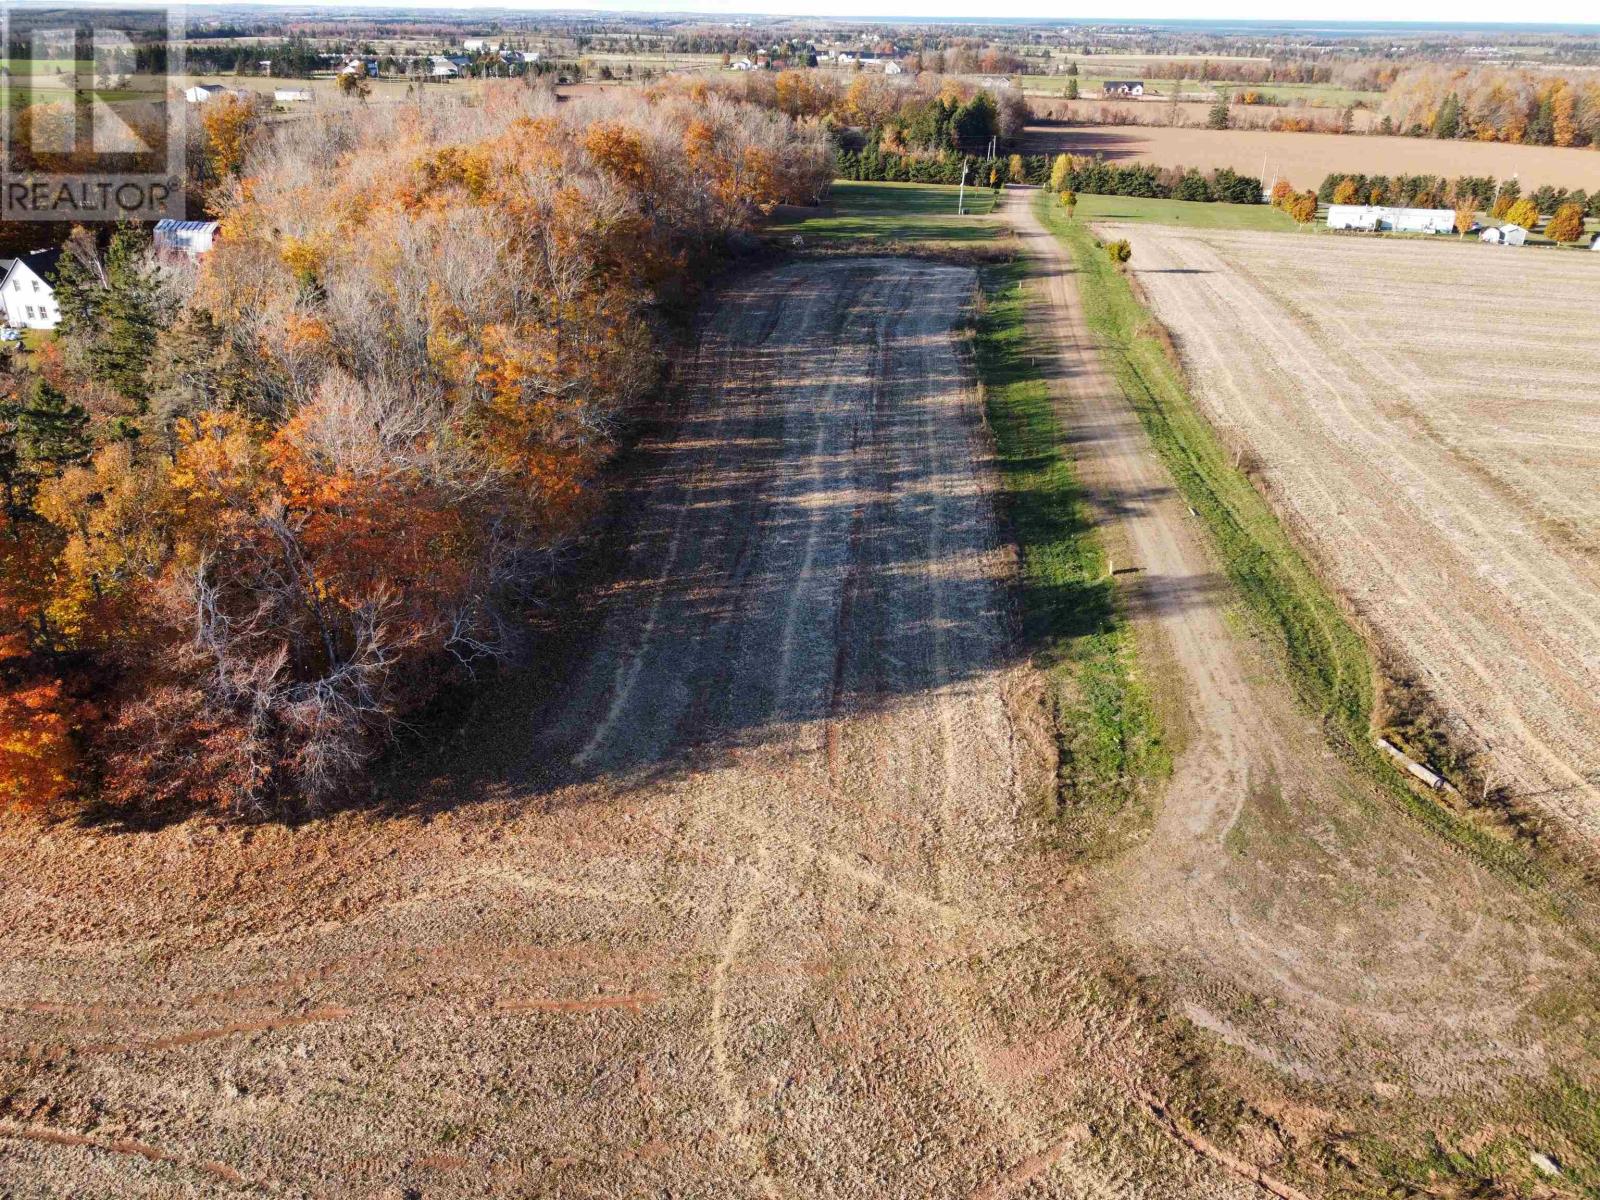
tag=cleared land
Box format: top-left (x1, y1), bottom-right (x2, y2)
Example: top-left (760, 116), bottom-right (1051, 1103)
top-left (1023, 123), bottom-right (1600, 191)
top-left (1062, 193), bottom-right (1302, 231)
top-left (1102, 222), bottom-right (1600, 844)
top-left (769, 179), bottom-right (1001, 244)
top-left (0, 260), bottom-right (1265, 1199)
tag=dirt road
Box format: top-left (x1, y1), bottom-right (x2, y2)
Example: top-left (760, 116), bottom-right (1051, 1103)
top-left (0, 259), bottom-right (1258, 1198)
top-left (998, 187), bottom-right (1595, 1097)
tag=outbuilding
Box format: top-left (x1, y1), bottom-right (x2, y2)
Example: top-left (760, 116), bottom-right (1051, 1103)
top-left (183, 83), bottom-right (225, 103)
top-left (154, 219), bottom-right (220, 258)
top-left (1327, 204), bottom-right (1456, 234)
top-left (1480, 224), bottom-right (1528, 246)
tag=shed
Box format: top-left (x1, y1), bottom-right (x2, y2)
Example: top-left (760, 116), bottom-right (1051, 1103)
top-left (154, 219), bottom-right (220, 257)
top-left (1481, 224), bottom-right (1527, 246)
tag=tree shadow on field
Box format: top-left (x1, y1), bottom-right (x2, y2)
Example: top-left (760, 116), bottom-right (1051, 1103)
top-left (376, 256), bottom-right (1222, 821)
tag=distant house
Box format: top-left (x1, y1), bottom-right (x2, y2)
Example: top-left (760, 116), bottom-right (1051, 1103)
top-left (1480, 224), bottom-right (1528, 246)
top-left (1328, 204), bottom-right (1455, 235)
top-left (340, 58), bottom-right (378, 78)
top-left (1103, 80), bottom-right (1145, 96)
top-left (883, 61), bottom-right (904, 75)
top-left (183, 83), bottom-right (225, 103)
top-left (463, 38), bottom-right (501, 52)
top-left (0, 249), bottom-right (62, 331)
top-left (153, 219), bottom-right (220, 258)
top-left (731, 58), bottom-right (753, 71)
top-left (429, 55), bottom-right (461, 78)
top-left (274, 88), bottom-right (312, 103)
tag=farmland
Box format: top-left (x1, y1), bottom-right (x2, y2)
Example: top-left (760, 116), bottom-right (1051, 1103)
top-left (1104, 223), bottom-right (1600, 842)
top-left (1023, 123), bottom-right (1600, 192)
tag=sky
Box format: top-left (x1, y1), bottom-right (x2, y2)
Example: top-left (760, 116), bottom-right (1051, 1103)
top-left (328, 0), bottom-right (1600, 27)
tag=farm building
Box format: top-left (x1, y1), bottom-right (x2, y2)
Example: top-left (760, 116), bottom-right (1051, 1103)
top-left (274, 88), bottom-right (312, 103)
top-left (0, 249), bottom-right (62, 331)
top-left (1103, 80), bottom-right (1145, 96)
top-left (1480, 225), bottom-right (1528, 246)
top-left (1327, 205), bottom-right (1456, 235)
top-left (183, 83), bottom-right (226, 103)
top-left (154, 219), bottom-right (220, 258)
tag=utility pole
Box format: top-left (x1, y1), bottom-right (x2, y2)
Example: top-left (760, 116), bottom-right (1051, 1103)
top-left (958, 157), bottom-right (969, 215)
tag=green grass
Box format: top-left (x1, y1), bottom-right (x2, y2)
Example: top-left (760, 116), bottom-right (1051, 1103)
top-left (1034, 191), bottom-right (1564, 890)
top-left (974, 258), bottom-right (1167, 856)
top-left (1071, 193), bottom-right (1304, 232)
top-left (1017, 74), bottom-right (1381, 108)
top-left (770, 180), bottom-right (1001, 245)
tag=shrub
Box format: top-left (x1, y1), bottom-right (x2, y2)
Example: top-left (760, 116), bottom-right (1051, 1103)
top-left (1105, 238), bottom-right (1132, 265)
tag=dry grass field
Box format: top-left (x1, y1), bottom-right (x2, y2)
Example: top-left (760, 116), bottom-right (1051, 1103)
top-left (1026, 123), bottom-right (1600, 191)
top-left (1103, 223), bottom-right (1600, 844)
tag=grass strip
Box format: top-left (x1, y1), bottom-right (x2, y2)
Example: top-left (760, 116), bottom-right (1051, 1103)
top-left (973, 257), bottom-right (1168, 856)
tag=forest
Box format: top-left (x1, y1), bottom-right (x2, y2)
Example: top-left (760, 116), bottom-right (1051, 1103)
top-left (0, 83), bottom-right (829, 820)
top-left (1381, 65), bottom-right (1600, 146)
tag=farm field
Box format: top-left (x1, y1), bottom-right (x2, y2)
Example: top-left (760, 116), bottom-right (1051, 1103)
top-left (1062, 192), bottom-right (1303, 231)
top-left (1019, 76), bottom-right (1383, 108)
top-left (1023, 122), bottom-right (1600, 191)
top-left (1103, 222), bottom-right (1600, 842)
top-left (768, 179), bottom-right (1001, 243)
top-left (0, 257), bottom-right (1280, 1200)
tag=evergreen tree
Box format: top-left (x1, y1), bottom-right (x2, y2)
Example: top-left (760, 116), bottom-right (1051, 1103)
top-left (1207, 94), bottom-right (1230, 130)
top-left (17, 378), bottom-right (89, 478)
top-left (1434, 92), bottom-right (1460, 139)
top-left (92, 228), bottom-right (163, 407)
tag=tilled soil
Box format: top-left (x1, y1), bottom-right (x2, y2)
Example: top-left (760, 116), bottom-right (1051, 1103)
top-left (1102, 224), bottom-right (1600, 845)
top-left (0, 260), bottom-right (1260, 1199)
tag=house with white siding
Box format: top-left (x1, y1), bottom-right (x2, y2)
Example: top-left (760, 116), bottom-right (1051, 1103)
top-left (0, 250), bottom-right (62, 331)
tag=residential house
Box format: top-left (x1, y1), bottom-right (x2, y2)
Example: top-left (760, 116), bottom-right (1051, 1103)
top-left (1103, 80), bottom-right (1145, 96)
top-left (0, 249), bottom-right (62, 331)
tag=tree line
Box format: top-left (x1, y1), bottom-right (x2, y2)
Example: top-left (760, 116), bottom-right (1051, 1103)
top-left (1317, 171), bottom-right (1600, 219)
top-left (0, 83), bottom-right (830, 819)
top-left (1383, 66), bottom-right (1600, 147)
top-left (837, 147), bottom-right (1263, 205)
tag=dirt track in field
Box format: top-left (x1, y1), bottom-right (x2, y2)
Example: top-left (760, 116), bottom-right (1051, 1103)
top-left (1101, 223), bottom-right (1600, 846)
top-left (1001, 187), bottom-right (1597, 1101)
top-left (0, 259), bottom-right (1270, 1199)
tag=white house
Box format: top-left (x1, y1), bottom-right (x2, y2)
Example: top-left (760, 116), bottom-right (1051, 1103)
top-left (274, 88), bottom-right (312, 103)
top-left (429, 56), bottom-right (461, 78)
top-left (154, 219), bottom-right (220, 258)
top-left (1103, 80), bottom-right (1145, 96)
top-left (183, 83), bottom-right (225, 103)
top-left (1327, 205), bottom-right (1456, 235)
top-left (883, 61), bottom-right (904, 75)
top-left (463, 38), bottom-right (502, 52)
top-left (0, 250), bottom-right (62, 331)
top-left (1480, 224), bottom-right (1528, 246)
top-left (731, 58), bottom-right (753, 71)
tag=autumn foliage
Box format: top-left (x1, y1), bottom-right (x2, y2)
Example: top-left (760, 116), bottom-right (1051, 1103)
top-left (0, 85), bottom-right (830, 819)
